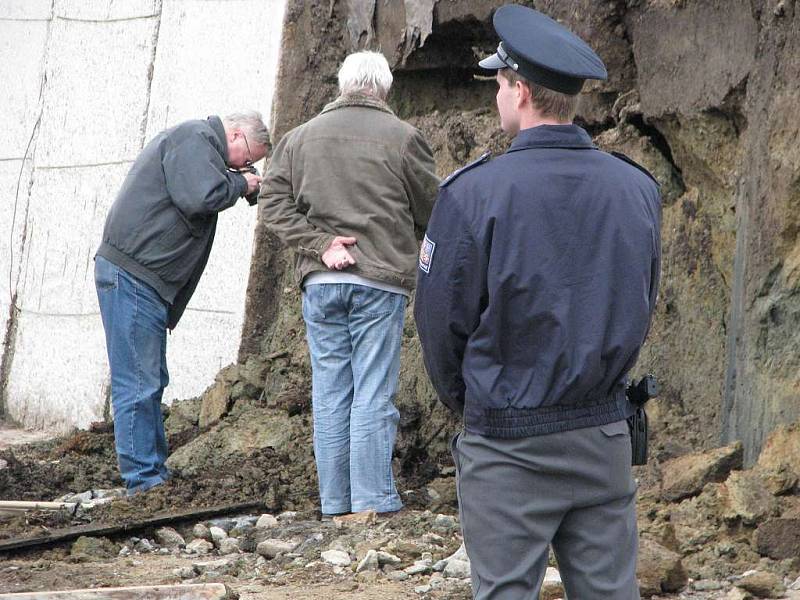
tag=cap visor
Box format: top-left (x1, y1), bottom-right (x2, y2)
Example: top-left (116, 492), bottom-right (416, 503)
top-left (478, 53), bottom-right (505, 71)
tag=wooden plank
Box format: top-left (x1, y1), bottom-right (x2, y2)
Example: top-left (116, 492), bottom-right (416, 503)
top-left (0, 501), bottom-right (78, 512)
top-left (0, 583), bottom-right (229, 599)
top-left (0, 501), bottom-right (263, 554)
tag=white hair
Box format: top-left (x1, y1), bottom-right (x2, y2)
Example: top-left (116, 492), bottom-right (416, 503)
top-left (337, 51), bottom-right (393, 99)
top-left (223, 110), bottom-right (270, 146)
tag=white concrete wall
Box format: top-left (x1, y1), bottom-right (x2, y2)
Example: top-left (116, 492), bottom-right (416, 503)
top-left (1, 0), bottom-right (286, 433)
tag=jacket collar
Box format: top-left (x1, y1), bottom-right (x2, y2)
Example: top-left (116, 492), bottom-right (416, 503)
top-left (320, 92), bottom-right (395, 116)
top-left (207, 115), bottom-right (228, 162)
top-left (507, 124), bottom-right (595, 153)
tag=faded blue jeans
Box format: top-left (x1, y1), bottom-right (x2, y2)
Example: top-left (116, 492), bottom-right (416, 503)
top-left (302, 283), bottom-right (405, 515)
top-left (95, 256), bottom-right (170, 494)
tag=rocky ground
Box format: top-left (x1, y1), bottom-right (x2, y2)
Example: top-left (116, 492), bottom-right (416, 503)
top-left (2, 400), bottom-right (800, 598)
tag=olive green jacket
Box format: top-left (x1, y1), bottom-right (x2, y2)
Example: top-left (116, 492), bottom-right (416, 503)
top-left (258, 93), bottom-right (439, 291)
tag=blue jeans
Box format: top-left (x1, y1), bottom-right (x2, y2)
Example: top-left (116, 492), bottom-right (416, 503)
top-left (302, 283), bottom-right (406, 514)
top-left (95, 256), bottom-right (170, 494)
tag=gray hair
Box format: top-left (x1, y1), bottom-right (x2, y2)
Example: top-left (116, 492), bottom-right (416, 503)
top-left (223, 110), bottom-right (270, 146)
top-left (337, 51), bottom-right (393, 99)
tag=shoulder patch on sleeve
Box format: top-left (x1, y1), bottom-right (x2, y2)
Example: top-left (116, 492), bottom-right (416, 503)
top-left (440, 151), bottom-right (491, 188)
top-left (610, 151), bottom-right (660, 187)
top-left (419, 234), bottom-right (436, 274)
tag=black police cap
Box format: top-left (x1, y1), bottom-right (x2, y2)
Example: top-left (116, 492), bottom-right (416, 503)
top-left (479, 5), bottom-right (607, 96)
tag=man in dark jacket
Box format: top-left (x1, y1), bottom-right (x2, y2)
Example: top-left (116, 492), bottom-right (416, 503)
top-left (260, 51), bottom-right (438, 518)
top-left (95, 111), bottom-right (269, 495)
top-left (415, 6), bottom-right (661, 599)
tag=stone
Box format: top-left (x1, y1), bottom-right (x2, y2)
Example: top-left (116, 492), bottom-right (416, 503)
top-left (637, 538), bottom-right (688, 596)
top-left (660, 442), bottom-right (743, 501)
top-left (376, 551), bottom-right (402, 567)
top-left (356, 549), bottom-right (379, 573)
top-left (754, 518), bottom-right (800, 559)
top-left (720, 471), bottom-right (778, 524)
top-left (257, 539), bottom-right (300, 559)
top-left (405, 560), bottom-right (433, 576)
top-left (726, 588), bottom-right (753, 600)
top-left (173, 565), bottom-right (197, 579)
top-left (154, 527), bottom-right (185, 549)
top-left (432, 559), bottom-right (447, 572)
top-left (443, 559), bottom-right (471, 579)
top-left (321, 549), bottom-right (351, 567)
top-left (192, 523), bottom-right (212, 541)
top-left (445, 544), bottom-right (468, 563)
top-left (277, 511), bottom-right (298, 522)
top-left (218, 537), bottom-right (240, 555)
top-left (414, 584), bottom-right (432, 594)
top-left (693, 579), bottom-right (725, 591)
top-left (736, 570), bottom-right (785, 598)
top-left (192, 558), bottom-right (235, 576)
top-left (387, 570), bottom-right (410, 581)
top-left (256, 513), bottom-right (279, 529)
top-left (70, 536), bottom-right (116, 559)
top-left (433, 514), bottom-right (458, 530)
top-left (134, 538), bottom-right (155, 553)
top-left (186, 539), bottom-right (214, 555)
top-left (209, 526), bottom-right (228, 545)
top-left (790, 576), bottom-right (800, 591)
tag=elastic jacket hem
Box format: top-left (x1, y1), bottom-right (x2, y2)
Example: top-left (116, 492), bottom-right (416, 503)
top-left (469, 389), bottom-right (635, 439)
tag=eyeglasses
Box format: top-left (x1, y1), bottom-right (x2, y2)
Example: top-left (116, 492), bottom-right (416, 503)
top-left (241, 130), bottom-right (253, 166)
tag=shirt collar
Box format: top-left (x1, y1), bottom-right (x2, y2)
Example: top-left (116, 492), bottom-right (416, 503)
top-left (207, 115), bottom-right (228, 162)
top-left (507, 124), bottom-right (595, 153)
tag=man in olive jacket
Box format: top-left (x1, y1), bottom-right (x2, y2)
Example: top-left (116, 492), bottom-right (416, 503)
top-left (95, 111), bottom-right (269, 495)
top-left (260, 51), bottom-right (438, 517)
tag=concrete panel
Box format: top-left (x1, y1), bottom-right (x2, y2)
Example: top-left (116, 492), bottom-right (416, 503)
top-left (145, 0), bottom-right (285, 136)
top-left (0, 20), bottom-right (48, 159)
top-left (0, 1), bottom-right (52, 20)
top-left (165, 310), bottom-right (242, 403)
top-left (5, 311), bottom-right (107, 433)
top-left (36, 15), bottom-right (158, 166)
top-left (15, 163), bottom-right (132, 315)
top-left (53, 0), bottom-right (158, 21)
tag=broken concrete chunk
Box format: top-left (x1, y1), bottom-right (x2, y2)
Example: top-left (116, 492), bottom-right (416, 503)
top-left (192, 523), bottom-right (212, 541)
top-left (443, 559), bottom-right (470, 579)
top-left (218, 537), bottom-right (240, 555)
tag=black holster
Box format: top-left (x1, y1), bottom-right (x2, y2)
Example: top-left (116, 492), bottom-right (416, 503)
top-left (625, 375), bottom-right (657, 466)
top-left (627, 407), bottom-right (648, 466)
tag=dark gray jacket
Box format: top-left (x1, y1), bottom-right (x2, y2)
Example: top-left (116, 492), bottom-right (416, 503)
top-left (96, 116), bottom-right (247, 329)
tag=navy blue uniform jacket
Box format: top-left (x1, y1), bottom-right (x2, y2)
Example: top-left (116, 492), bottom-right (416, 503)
top-left (414, 124), bottom-right (661, 438)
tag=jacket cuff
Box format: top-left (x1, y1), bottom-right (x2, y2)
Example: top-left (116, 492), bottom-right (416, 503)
top-left (299, 233), bottom-right (336, 261)
top-left (235, 173), bottom-right (248, 198)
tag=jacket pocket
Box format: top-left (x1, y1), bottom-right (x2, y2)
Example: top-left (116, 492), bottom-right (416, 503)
top-left (599, 420), bottom-right (630, 437)
top-left (151, 212), bottom-right (200, 282)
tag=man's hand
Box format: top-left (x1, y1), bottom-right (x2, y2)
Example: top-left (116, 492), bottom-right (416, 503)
top-left (322, 236), bottom-right (357, 270)
top-left (243, 172), bottom-right (261, 196)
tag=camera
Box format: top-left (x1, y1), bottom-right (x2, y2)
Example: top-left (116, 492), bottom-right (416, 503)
top-left (229, 165), bottom-right (260, 206)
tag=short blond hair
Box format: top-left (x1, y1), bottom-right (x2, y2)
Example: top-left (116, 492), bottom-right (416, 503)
top-left (499, 68), bottom-right (578, 123)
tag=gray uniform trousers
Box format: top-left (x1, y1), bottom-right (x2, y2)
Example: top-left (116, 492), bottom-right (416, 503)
top-left (452, 420), bottom-right (640, 600)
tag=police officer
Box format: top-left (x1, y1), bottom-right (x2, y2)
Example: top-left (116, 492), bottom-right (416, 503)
top-left (414, 5), bottom-right (661, 599)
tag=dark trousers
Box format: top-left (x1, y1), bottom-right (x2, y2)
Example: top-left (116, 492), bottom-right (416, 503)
top-left (452, 421), bottom-right (640, 600)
